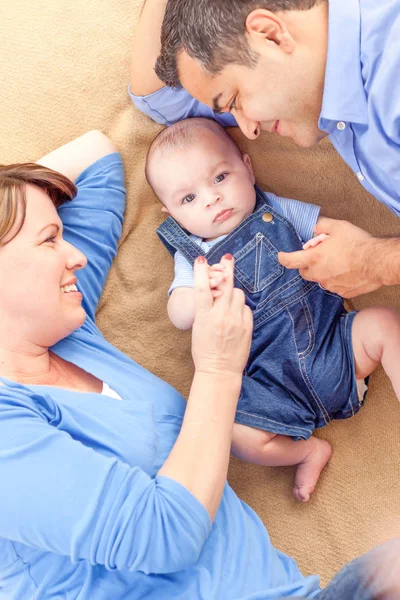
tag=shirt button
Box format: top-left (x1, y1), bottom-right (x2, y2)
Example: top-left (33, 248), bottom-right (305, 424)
top-left (262, 212), bottom-right (274, 223)
top-left (337, 121), bottom-right (346, 131)
top-left (357, 172), bottom-right (365, 182)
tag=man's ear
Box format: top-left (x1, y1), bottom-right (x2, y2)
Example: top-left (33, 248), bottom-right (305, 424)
top-left (243, 153), bottom-right (256, 185)
top-left (246, 9), bottom-right (295, 54)
top-left (161, 206), bottom-right (169, 213)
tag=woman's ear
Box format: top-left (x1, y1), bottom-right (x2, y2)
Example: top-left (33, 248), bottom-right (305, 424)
top-left (246, 9), bottom-right (296, 54)
top-left (243, 154), bottom-right (256, 185)
top-left (161, 206), bottom-right (169, 213)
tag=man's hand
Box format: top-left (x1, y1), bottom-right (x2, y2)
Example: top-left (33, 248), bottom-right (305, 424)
top-left (278, 217), bottom-right (383, 298)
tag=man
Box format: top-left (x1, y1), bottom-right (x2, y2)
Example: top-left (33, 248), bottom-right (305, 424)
top-left (131, 0), bottom-right (400, 298)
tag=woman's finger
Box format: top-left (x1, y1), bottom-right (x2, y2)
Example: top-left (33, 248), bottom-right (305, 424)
top-left (230, 287), bottom-right (246, 315)
top-left (194, 256), bottom-right (213, 314)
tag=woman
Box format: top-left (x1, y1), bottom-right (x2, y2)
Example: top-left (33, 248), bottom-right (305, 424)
top-left (0, 130), bottom-right (397, 599)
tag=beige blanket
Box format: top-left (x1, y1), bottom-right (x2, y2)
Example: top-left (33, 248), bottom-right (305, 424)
top-left (1, 0), bottom-right (400, 587)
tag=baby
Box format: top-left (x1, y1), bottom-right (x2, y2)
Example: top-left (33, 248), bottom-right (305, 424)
top-left (146, 117), bottom-right (400, 502)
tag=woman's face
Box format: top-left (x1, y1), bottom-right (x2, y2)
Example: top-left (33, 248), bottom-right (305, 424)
top-left (0, 184), bottom-right (87, 348)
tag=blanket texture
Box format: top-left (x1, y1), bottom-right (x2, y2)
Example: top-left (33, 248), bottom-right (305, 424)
top-left (1, 0), bottom-right (400, 587)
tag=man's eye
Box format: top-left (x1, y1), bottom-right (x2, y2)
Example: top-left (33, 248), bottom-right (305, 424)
top-left (228, 98), bottom-right (236, 113)
top-left (182, 194), bottom-right (196, 204)
top-left (214, 173), bottom-right (228, 184)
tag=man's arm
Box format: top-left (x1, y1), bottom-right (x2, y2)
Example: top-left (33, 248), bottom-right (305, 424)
top-left (278, 217), bottom-right (400, 298)
top-left (130, 0), bottom-right (167, 96)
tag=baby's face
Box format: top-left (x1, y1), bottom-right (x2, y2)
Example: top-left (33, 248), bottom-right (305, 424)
top-left (152, 130), bottom-right (257, 240)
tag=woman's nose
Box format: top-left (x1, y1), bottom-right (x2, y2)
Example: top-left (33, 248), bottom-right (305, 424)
top-left (65, 241), bottom-right (87, 271)
top-left (235, 113), bottom-right (260, 140)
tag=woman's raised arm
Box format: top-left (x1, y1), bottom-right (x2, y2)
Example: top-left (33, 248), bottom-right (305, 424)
top-left (130, 0), bottom-right (168, 96)
top-left (37, 130), bottom-right (117, 183)
top-left (158, 255), bottom-right (253, 520)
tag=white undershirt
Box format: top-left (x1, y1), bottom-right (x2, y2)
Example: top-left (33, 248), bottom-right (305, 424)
top-left (101, 382), bottom-right (122, 401)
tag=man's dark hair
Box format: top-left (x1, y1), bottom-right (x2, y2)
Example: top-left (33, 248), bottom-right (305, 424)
top-left (156, 0), bottom-right (324, 87)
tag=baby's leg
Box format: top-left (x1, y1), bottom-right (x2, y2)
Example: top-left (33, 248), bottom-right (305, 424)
top-left (351, 307), bottom-right (400, 400)
top-left (232, 424), bottom-right (332, 502)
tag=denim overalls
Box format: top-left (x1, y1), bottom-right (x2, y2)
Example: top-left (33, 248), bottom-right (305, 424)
top-left (157, 188), bottom-right (363, 440)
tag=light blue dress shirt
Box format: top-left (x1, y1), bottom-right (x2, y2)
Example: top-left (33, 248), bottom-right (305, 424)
top-left (129, 0), bottom-right (400, 216)
top-left (0, 154), bottom-right (320, 599)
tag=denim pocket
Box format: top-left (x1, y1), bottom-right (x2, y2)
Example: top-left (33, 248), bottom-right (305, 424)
top-left (234, 232), bottom-right (284, 294)
top-left (286, 299), bottom-right (315, 358)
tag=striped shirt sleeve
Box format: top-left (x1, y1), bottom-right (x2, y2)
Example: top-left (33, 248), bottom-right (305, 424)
top-left (168, 251), bottom-right (195, 295)
top-left (266, 193), bottom-right (321, 243)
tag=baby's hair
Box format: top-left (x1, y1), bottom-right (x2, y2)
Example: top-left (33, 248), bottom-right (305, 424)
top-left (145, 117), bottom-right (242, 196)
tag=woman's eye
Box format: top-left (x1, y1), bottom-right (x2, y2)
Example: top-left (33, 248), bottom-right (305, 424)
top-left (182, 194), bottom-right (196, 204)
top-left (45, 235), bottom-right (57, 244)
top-left (228, 98), bottom-right (236, 113)
top-left (214, 173), bottom-right (227, 184)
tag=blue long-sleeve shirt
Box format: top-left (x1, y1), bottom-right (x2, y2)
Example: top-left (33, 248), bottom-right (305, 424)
top-left (129, 0), bottom-right (400, 217)
top-left (0, 153), bottom-right (320, 599)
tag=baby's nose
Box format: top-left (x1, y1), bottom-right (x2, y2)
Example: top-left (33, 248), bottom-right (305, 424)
top-left (206, 193), bottom-right (221, 207)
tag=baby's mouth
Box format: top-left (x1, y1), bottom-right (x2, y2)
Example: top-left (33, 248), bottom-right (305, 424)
top-left (214, 208), bottom-right (233, 223)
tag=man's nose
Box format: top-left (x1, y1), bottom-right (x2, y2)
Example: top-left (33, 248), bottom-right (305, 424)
top-left (235, 113), bottom-right (261, 140)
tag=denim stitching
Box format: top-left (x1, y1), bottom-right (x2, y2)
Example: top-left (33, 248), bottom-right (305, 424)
top-left (255, 234), bottom-right (262, 290)
top-left (297, 298), bottom-right (315, 358)
top-left (236, 410), bottom-right (311, 435)
top-left (286, 307), bottom-right (330, 424)
top-left (253, 283), bottom-right (317, 330)
top-left (343, 313), bottom-right (357, 416)
top-left (301, 357), bottom-right (330, 424)
top-left (255, 275), bottom-right (314, 314)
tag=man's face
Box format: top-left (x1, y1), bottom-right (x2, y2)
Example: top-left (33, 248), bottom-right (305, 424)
top-left (177, 8), bottom-right (328, 148)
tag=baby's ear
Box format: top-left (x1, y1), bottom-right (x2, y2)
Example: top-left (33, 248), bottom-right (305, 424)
top-left (161, 206), bottom-right (169, 213)
top-left (243, 154), bottom-right (256, 185)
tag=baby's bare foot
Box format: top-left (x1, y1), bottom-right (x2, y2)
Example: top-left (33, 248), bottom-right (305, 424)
top-left (293, 438), bottom-right (332, 502)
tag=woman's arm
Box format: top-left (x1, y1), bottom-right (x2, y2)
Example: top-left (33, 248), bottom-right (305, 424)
top-left (159, 255), bottom-right (253, 520)
top-left (38, 132), bottom-right (126, 323)
top-left (37, 130), bottom-right (117, 183)
top-left (130, 0), bottom-right (168, 96)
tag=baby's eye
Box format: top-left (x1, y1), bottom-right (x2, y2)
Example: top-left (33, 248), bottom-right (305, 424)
top-left (214, 173), bottom-right (228, 184)
top-left (182, 194), bottom-right (196, 204)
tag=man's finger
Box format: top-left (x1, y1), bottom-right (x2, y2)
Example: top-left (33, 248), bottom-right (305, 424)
top-left (278, 250), bottom-right (314, 270)
top-left (194, 256), bottom-right (213, 313)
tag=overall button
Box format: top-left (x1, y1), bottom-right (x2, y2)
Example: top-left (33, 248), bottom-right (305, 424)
top-left (262, 212), bottom-right (274, 223)
top-left (337, 121), bottom-right (346, 131)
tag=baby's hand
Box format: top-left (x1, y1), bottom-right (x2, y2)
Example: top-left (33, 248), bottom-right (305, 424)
top-left (208, 263), bottom-right (228, 298)
top-left (302, 233), bottom-right (329, 250)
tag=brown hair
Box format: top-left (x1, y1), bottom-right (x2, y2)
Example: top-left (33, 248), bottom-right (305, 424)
top-left (0, 163), bottom-right (77, 244)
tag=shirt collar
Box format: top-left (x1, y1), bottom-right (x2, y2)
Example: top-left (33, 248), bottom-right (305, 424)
top-left (319, 0), bottom-right (368, 129)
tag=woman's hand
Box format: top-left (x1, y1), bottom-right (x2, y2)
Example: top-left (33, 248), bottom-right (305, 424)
top-left (160, 254), bottom-right (253, 520)
top-left (191, 254), bottom-right (253, 378)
